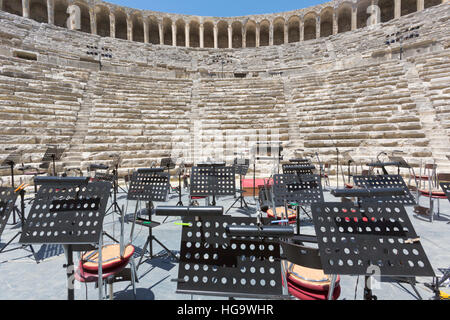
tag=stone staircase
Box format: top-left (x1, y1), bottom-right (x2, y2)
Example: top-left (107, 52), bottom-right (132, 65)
top-left (402, 59), bottom-right (450, 172)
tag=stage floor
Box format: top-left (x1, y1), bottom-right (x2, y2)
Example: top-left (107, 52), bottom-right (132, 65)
top-left (0, 187), bottom-right (449, 300)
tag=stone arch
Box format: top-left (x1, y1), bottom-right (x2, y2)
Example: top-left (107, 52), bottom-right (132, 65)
top-left (30, 0), bottom-right (48, 23)
top-left (378, 0), bottom-right (394, 22)
top-left (245, 20), bottom-right (256, 47)
top-left (287, 16), bottom-right (300, 43)
top-left (162, 17), bottom-right (172, 45)
top-left (320, 7), bottom-right (333, 37)
top-left (148, 16), bottom-right (159, 44)
top-left (337, 2), bottom-right (352, 33)
top-left (273, 17), bottom-right (285, 45)
top-left (217, 20), bottom-right (228, 48)
top-left (357, 0), bottom-right (371, 29)
top-left (231, 21), bottom-right (242, 48)
top-left (424, 0), bottom-right (442, 8)
top-left (401, 0), bottom-right (417, 16)
top-left (94, 5), bottom-right (110, 37)
top-left (259, 19), bottom-right (270, 46)
top-left (73, 1), bottom-right (90, 33)
top-left (114, 9), bottom-right (127, 40)
top-left (303, 12), bottom-right (316, 41)
top-left (131, 12), bottom-right (144, 42)
top-left (2, 0), bottom-right (22, 16)
top-left (203, 21), bottom-right (214, 48)
top-left (176, 19), bottom-right (186, 47)
top-left (189, 19), bottom-right (200, 47)
top-left (54, 0), bottom-right (69, 28)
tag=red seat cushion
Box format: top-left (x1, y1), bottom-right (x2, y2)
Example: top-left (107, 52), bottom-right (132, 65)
top-left (242, 178), bottom-right (272, 188)
top-left (287, 280), bottom-right (341, 300)
top-left (419, 189), bottom-right (446, 198)
top-left (81, 244), bottom-right (134, 272)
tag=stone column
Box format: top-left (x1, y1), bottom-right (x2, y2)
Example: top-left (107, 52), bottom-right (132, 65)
top-left (127, 17), bottom-right (133, 41)
top-left (394, 0), bottom-right (401, 19)
top-left (332, 11), bottom-right (338, 35)
top-left (143, 19), bottom-right (149, 43)
top-left (269, 22), bottom-right (273, 46)
top-left (300, 18), bottom-right (304, 41)
top-left (316, 16), bottom-right (320, 39)
top-left (185, 23), bottom-right (190, 47)
top-left (242, 25), bottom-right (246, 48)
top-left (172, 21), bottom-right (177, 46)
top-left (256, 23), bottom-right (260, 47)
top-left (228, 25), bottom-right (232, 48)
top-left (110, 12), bottom-right (115, 38)
top-left (199, 23), bottom-right (204, 48)
top-left (22, 0), bottom-right (30, 18)
top-left (351, 6), bottom-right (357, 30)
top-left (284, 23), bottom-right (288, 44)
top-left (89, 7), bottom-right (97, 35)
top-left (158, 22), bottom-right (164, 44)
top-left (213, 24), bottom-right (218, 48)
top-left (417, 0), bottom-right (424, 11)
top-left (47, 0), bottom-right (54, 24)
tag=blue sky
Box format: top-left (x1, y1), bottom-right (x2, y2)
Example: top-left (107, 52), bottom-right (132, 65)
top-left (107, 0), bottom-right (325, 17)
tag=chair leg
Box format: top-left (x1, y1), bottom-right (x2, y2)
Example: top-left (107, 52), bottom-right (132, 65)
top-left (130, 258), bottom-right (137, 299)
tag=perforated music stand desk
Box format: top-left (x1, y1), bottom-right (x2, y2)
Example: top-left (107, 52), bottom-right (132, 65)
top-left (41, 145), bottom-right (65, 176)
top-left (311, 202), bottom-right (435, 300)
top-left (226, 159), bottom-right (250, 213)
top-left (126, 168), bottom-right (176, 266)
top-left (190, 165), bottom-right (236, 206)
top-left (177, 215), bottom-right (286, 299)
top-left (19, 176), bottom-right (111, 300)
top-left (0, 187), bottom-right (18, 240)
top-left (282, 163), bottom-right (316, 175)
top-left (272, 174), bottom-right (324, 234)
top-left (353, 175), bottom-right (416, 206)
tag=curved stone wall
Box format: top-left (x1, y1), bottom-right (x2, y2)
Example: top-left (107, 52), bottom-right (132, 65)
top-left (0, 0), bottom-right (447, 49)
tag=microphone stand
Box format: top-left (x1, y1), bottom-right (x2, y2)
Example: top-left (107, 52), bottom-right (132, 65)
top-left (329, 135), bottom-right (339, 189)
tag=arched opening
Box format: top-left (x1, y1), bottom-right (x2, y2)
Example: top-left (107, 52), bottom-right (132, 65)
top-left (217, 20), bottom-right (228, 48)
top-left (424, 0), bottom-right (442, 8)
top-left (337, 3), bottom-right (352, 33)
top-left (303, 13), bottom-right (316, 41)
top-left (273, 17), bottom-right (285, 45)
top-left (287, 16), bottom-right (300, 43)
top-left (176, 19), bottom-right (186, 47)
top-left (74, 1), bottom-right (90, 33)
top-left (30, 0), bottom-right (48, 23)
top-left (357, 0), bottom-right (371, 29)
top-left (378, 0), bottom-right (394, 22)
top-left (259, 20), bottom-right (270, 46)
top-left (203, 21), bottom-right (214, 48)
top-left (148, 16), bottom-right (159, 44)
top-left (245, 20), bottom-right (256, 47)
top-left (401, 0), bottom-right (417, 16)
top-left (2, 0), bottom-right (22, 16)
top-left (114, 10), bottom-right (127, 40)
top-left (189, 20), bottom-right (200, 47)
top-left (54, 0), bottom-right (68, 28)
top-left (320, 8), bottom-right (333, 37)
top-left (131, 13), bottom-right (144, 42)
top-left (95, 5), bottom-right (110, 37)
top-left (162, 17), bottom-right (172, 45)
top-left (231, 21), bottom-right (242, 48)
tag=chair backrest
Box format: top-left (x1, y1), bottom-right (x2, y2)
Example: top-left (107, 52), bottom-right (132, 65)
top-left (438, 173), bottom-right (450, 182)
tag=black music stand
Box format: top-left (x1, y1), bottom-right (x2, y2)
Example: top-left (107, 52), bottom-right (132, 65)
top-left (311, 202), bottom-right (435, 300)
top-left (353, 175), bottom-right (416, 206)
top-left (41, 145), bottom-right (65, 176)
top-left (226, 159), bottom-right (250, 213)
top-left (176, 215), bottom-right (287, 299)
top-left (127, 168), bottom-right (176, 267)
top-left (1, 150), bottom-right (23, 224)
top-left (190, 165), bottom-right (235, 206)
top-left (272, 174), bottom-right (324, 234)
top-left (282, 163), bottom-right (316, 175)
top-left (19, 177), bottom-right (111, 300)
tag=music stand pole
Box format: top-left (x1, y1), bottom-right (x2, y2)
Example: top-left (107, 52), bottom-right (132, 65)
top-left (253, 160), bottom-right (256, 200)
top-left (9, 162), bottom-right (16, 224)
top-left (64, 244), bottom-right (75, 300)
top-left (176, 172), bottom-right (183, 206)
top-left (52, 154), bottom-right (56, 176)
top-left (336, 147), bottom-right (339, 189)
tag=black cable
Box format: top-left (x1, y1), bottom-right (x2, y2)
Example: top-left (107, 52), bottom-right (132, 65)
top-left (354, 275), bottom-right (360, 300)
